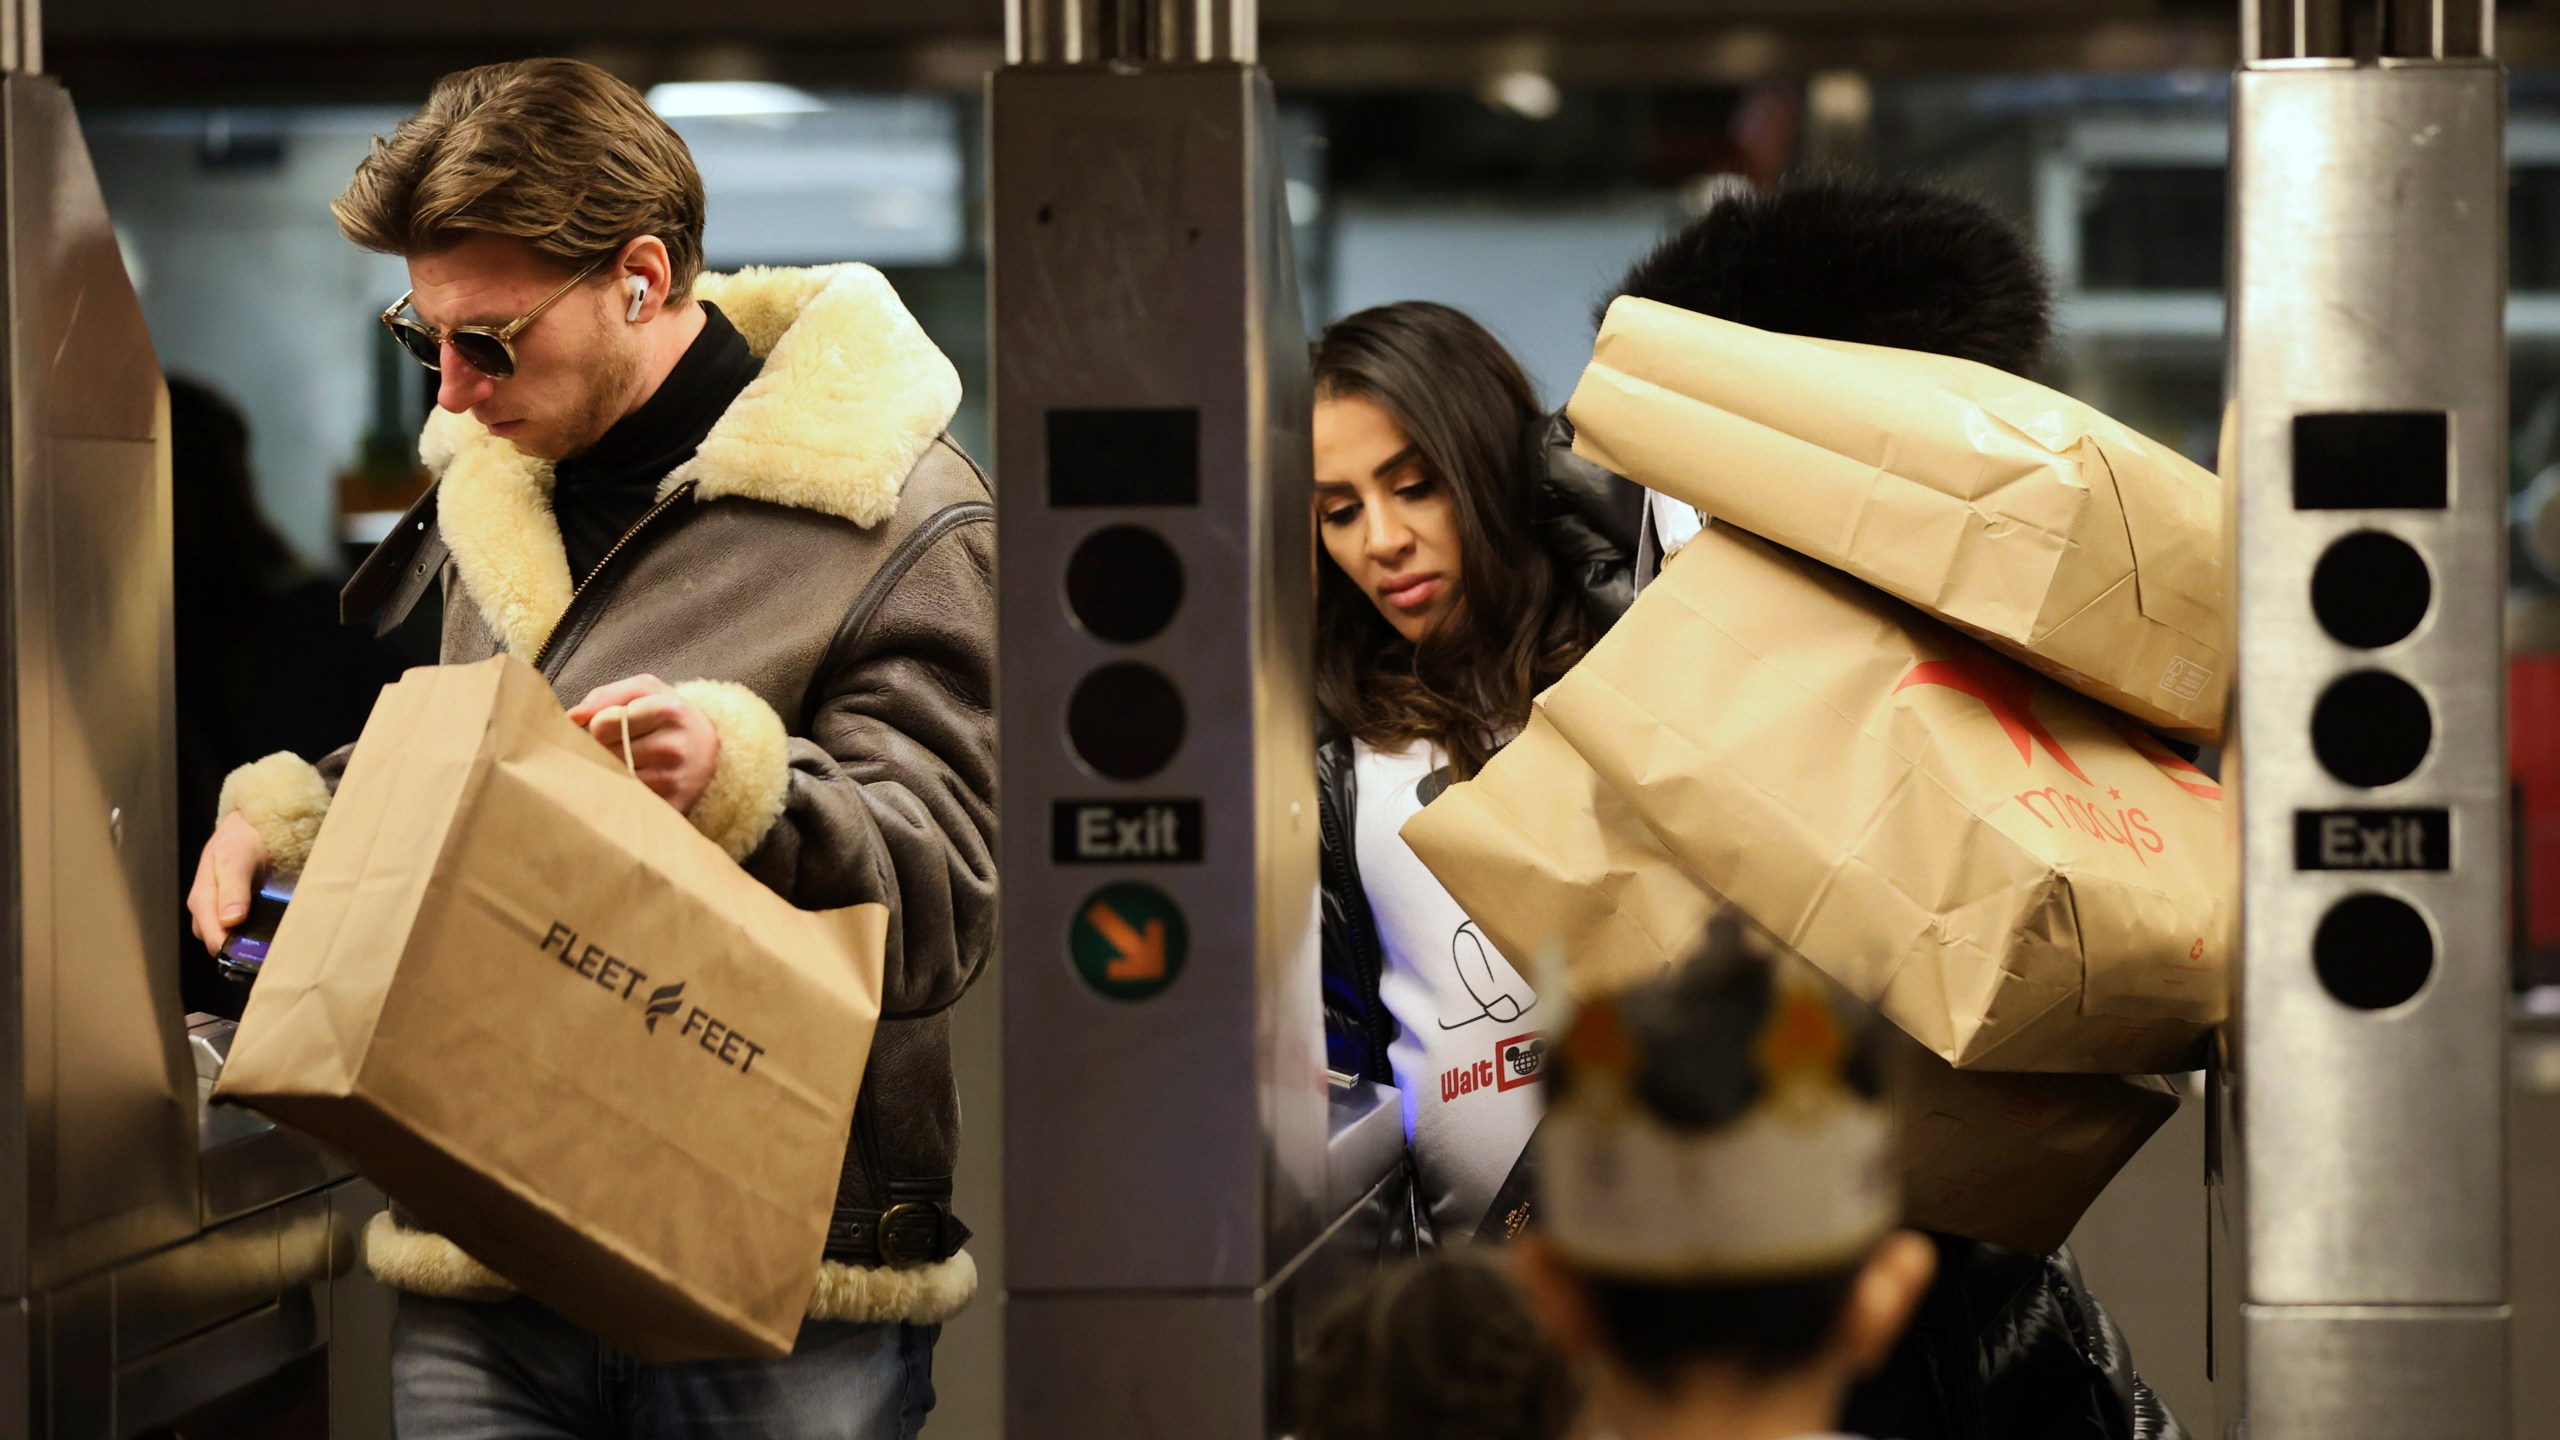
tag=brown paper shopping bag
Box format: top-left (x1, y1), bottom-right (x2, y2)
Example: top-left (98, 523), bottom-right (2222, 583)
top-left (1530, 524), bottom-right (2224, 1073)
top-left (215, 655), bottom-right (885, 1361)
top-left (1568, 297), bottom-right (2228, 741)
top-left (1889, 1035), bottom-right (2179, 1255)
top-left (1401, 730), bottom-right (2175, 1250)
top-left (1400, 709), bottom-right (1719, 1001)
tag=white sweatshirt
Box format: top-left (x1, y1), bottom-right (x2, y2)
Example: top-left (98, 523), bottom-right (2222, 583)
top-left (1351, 739), bottom-right (1547, 1239)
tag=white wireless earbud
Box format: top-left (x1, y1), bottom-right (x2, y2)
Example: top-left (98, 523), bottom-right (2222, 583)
top-left (625, 275), bottom-right (648, 322)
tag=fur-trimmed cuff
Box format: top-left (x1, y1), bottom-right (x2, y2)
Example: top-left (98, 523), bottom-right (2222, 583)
top-left (217, 752), bottom-right (333, 880)
top-left (362, 1213), bottom-right (516, 1302)
top-left (809, 1251), bottom-right (978, 1325)
top-left (361, 1212), bottom-right (980, 1325)
top-left (675, 679), bottom-right (792, 861)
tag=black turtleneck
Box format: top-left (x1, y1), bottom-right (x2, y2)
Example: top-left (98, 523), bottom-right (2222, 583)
top-left (552, 301), bottom-right (762, 585)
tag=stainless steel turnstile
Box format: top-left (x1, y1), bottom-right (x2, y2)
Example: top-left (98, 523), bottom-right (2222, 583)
top-left (990, 3), bottom-right (1405, 1434)
top-left (2222, 1), bottom-right (2511, 1435)
top-left (0, 14), bottom-right (394, 1435)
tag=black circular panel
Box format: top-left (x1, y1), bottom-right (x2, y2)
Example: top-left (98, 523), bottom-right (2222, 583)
top-left (1068, 663), bottom-right (1187, 781)
top-left (1066, 526), bottom-right (1185, 644)
top-left (2310, 671), bottom-right (2433, 788)
top-left (2314, 893), bottom-right (2436, 1011)
top-left (2310, 531), bottom-right (2432, 649)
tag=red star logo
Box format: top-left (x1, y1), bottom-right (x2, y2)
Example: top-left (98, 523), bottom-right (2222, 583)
top-left (2114, 723), bottom-right (2223, 800)
top-left (2108, 787), bottom-right (2122, 800)
top-left (1895, 647), bottom-right (2092, 784)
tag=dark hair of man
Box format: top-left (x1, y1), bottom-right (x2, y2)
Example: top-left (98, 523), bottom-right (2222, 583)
top-left (1294, 1250), bottom-right (1579, 1440)
top-left (1311, 302), bottom-right (1594, 779)
top-left (1582, 1263), bottom-right (1869, 1390)
top-left (1610, 176), bottom-right (2055, 375)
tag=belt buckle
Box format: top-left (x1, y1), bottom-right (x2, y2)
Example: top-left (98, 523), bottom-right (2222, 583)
top-left (875, 1201), bottom-right (938, 1269)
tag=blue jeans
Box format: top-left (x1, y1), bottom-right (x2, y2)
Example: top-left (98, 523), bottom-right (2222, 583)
top-left (391, 1295), bottom-right (938, 1439)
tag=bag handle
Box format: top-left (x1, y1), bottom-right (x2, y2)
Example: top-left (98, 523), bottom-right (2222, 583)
top-left (605, 705), bottom-right (637, 779)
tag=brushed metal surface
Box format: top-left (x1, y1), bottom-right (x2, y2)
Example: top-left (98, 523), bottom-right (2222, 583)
top-left (110, 1207), bottom-right (281, 1362)
top-left (191, 1017), bottom-right (349, 1228)
top-left (1008, 0), bottom-right (1255, 66)
top-left (40, 1277), bottom-right (109, 1439)
top-left (1003, 1181), bottom-right (1394, 1440)
top-left (324, 1182), bottom-right (394, 1440)
top-left (0, 1298), bottom-right (24, 1440)
top-left (114, 1286), bottom-right (322, 1436)
top-left (1008, 1293), bottom-right (1270, 1438)
top-left (1324, 1078), bottom-right (1401, 1219)
top-left (993, 64), bottom-right (1325, 1296)
top-left (2246, 1306), bottom-right (2508, 1439)
top-left (0, 73), bottom-right (191, 1298)
top-left (2508, 1020), bottom-right (2560, 1439)
top-left (2230, 63), bottom-right (2509, 1306)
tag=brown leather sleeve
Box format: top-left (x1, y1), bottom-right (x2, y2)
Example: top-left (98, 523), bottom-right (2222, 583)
top-left (739, 510), bottom-right (997, 1018)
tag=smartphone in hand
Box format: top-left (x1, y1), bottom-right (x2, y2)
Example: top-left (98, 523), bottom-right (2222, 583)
top-left (216, 882), bottom-right (293, 985)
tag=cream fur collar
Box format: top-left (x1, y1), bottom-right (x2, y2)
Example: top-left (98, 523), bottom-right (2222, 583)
top-left (420, 264), bottom-right (964, 660)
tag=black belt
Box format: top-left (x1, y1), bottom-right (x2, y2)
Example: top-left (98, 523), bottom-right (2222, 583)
top-left (824, 1202), bottom-right (971, 1270)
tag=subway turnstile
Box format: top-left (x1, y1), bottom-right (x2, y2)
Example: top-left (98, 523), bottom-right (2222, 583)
top-left (990, 2), bottom-right (1405, 1435)
top-left (0, 18), bottom-right (394, 1437)
top-left (2223, 1), bottom-right (2511, 1436)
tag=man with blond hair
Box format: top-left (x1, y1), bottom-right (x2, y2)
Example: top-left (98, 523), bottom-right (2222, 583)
top-left (186, 57), bottom-right (991, 1436)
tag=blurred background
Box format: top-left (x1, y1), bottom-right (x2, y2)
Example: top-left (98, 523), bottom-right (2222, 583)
top-left (56, 1), bottom-right (2560, 1432)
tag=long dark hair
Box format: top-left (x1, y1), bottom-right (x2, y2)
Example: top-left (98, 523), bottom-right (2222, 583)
top-left (1311, 302), bottom-right (1592, 779)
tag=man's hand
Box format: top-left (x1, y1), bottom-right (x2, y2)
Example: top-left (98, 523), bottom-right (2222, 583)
top-left (567, 675), bottom-right (721, 817)
top-left (188, 811), bottom-right (271, 955)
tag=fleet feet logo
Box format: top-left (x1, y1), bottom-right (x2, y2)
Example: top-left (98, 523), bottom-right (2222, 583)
top-left (644, 982), bottom-right (687, 1033)
top-left (536, 923), bottom-right (769, 1075)
top-left (1895, 649), bottom-right (2090, 783)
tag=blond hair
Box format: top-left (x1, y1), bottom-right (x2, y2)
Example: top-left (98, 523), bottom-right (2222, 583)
top-left (334, 58), bottom-right (707, 301)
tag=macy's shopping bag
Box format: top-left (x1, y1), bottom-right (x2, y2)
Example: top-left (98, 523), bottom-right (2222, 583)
top-left (1501, 524), bottom-right (2226, 1073)
top-left (214, 654), bottom-right (886, 1361)
top-left (1401, 718), bottom-right (2176, 1251)
top-left (1568, 297), bottom-right (2227, 741)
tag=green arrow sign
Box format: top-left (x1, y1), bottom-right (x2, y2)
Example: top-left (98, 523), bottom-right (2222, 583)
top-left (1069, 882), bottom-right (1189, 1002)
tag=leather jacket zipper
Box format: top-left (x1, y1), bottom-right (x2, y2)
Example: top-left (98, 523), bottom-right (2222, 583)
top-left (534, 482), bottom-right (696, 675)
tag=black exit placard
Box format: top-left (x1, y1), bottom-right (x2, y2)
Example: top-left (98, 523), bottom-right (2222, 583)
top-left (1053, 799), bottom-right (1204, 865)
top-left (2294, 808), bottom-right (2451, 872)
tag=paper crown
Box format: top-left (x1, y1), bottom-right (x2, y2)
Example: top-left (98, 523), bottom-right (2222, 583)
top-left (1535, 914), bottom-right (1895, 1282)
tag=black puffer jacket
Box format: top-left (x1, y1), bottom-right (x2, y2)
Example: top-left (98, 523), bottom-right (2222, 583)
top-left (1315, 414), bottom-right (2187, 1440)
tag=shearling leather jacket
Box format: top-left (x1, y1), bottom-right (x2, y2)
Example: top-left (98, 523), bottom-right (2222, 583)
top-left (219, 264), bottom-right (994, 1328)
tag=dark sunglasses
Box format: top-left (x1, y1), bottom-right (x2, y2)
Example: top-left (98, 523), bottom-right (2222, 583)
top-left (379, 256), bottom-right (605, 380)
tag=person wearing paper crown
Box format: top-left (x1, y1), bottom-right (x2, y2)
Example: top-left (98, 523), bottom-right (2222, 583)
top-left (181, 59), bottom-right (989, 1437)
top-left (1513, 915), bottom-right (1939, 1440)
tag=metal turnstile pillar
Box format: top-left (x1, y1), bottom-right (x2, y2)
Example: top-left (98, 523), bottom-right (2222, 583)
top-left (992, 3), bottom-right (1388, 1435)
top-left (2224, 2), bottom-right (2510, 1435)
top-left (0, 2), bottom-right (396, 1431)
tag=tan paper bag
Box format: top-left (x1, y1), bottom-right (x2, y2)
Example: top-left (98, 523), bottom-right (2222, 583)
top-left (1526, 524), bottom-right (2222, 1072)
top-left (1400, 723), bottom-right (2175, 1250)
top-left (1568, 296), bottom-right (2228, 741)
top-left (1891, 1039), bottom-right (2179, 1256)
top-left (215, 655), bottom-right (886, 1361)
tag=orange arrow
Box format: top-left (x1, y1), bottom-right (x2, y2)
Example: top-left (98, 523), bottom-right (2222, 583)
top-left (1087, 902), bottom-right (1167, 982)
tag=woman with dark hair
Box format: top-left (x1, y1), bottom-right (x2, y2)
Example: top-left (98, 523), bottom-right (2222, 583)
top-left (1310, 301), bottom-right (1635, 1244)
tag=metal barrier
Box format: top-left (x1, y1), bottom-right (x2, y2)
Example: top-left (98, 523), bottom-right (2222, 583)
top-left (0, 6), bottom-right (396, 1430)
top-left (2223, 1), bottom-right (2511, 1435)
top-left (991, 2), bottom-right (1403, 1434)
